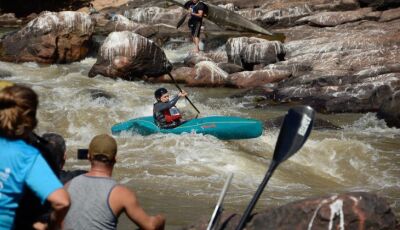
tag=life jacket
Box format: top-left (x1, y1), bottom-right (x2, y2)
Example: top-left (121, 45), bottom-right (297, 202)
top-left (163, 107), bottom-right (182, 123)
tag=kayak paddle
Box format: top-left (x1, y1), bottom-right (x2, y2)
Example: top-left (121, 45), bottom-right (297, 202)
top-left (176, 13), bottom-right (188, 29)
top-left (167, 72), bottom-right (200, 115)
top-left (207, 173), bottom-right (234, 230)
top-left (236, 106), bottom-right (315, 230)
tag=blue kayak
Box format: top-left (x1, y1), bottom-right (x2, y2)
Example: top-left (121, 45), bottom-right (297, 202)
top-left (111, 116), bottom-right (263, 140)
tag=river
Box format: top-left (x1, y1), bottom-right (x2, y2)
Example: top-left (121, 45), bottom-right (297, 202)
top-left (0, 34), bottom-right (399, 229)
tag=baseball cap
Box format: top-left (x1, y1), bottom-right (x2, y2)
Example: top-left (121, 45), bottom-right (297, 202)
top-left (88, 134), bottom-right (117, 160)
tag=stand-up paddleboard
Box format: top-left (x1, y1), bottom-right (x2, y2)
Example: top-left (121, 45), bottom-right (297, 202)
top-left (167, 0), bottom-right (285, 41)
top-left (111, 115), bottom-right (263, 140)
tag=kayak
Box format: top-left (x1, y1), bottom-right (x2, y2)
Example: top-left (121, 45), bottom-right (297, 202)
top-left (111, 115), bottom-right (263, 140)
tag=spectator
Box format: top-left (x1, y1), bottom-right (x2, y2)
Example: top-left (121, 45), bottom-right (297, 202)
top-left (63, 134), bottom-right (165, 230)
top-left (0, 85), bottom-right (70, 230)
top-left (15, 132), bottom-right (87, 230)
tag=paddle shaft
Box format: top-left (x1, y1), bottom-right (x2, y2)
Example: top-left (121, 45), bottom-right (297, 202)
top-left (235, 160), bottom-right (278, 230)
top-left (207, 173), bottom-right (234, 230)
top-left (167, 72), bottom-right (200, 114)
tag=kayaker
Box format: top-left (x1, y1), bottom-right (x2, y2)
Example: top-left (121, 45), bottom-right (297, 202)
top-left (153, 87), bottom-right (188, 129)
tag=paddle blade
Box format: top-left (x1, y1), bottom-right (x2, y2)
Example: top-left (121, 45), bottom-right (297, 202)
top-left (273, 106), bottom-right (315, 164)
top-left (176, 13), bottom-right (188, 29)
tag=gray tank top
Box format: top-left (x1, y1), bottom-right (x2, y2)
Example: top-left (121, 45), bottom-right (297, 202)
top-left (64, 175), bottom-right (118, 230)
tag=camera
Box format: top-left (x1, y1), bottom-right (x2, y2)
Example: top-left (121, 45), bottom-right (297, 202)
top-left (77, 149), bottom-right (89, 160)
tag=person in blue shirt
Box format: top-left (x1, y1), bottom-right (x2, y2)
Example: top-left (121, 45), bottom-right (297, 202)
top-left (0, 85), bottom-right (70, 230)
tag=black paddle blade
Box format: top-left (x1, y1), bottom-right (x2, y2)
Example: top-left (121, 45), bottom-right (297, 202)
top-left (176, 13), bottom-right (188, 29)
top-left (273, 106), bottom-right (315, 164)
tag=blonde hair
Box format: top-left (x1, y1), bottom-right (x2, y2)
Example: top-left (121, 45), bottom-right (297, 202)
top-left (0, 85), bottom-right (38, 139)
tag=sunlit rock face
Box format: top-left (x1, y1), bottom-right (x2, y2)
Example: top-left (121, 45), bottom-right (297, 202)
top-left (228, 69), bottom-right (290, 88)
top-left (226, 37), bottom-right (271, 67)
top-left (0, 11), bottom-right (94, 63)
top-left (245, 192), bottom-right (398, 230)
top-left (123, 7), bottom-right (184, 25)
top-left (296, 7), bottom-right (373, 26)
top-left (240, 41), bottom-right (285, 70)
top-left (88, 31), bottom-right (172, 80)
top-left (186, 61), bottom-right (229, 87)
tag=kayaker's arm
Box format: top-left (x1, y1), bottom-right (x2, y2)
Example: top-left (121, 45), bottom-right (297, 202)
top-left (154, 95), bottom-right (180, 113)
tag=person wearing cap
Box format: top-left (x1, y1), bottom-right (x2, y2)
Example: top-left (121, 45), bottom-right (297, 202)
top-left (63, 134), bottom-right (165, 230)
top-left (153, 87), bottom-right (188, 129)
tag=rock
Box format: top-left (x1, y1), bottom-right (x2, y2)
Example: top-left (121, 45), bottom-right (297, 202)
top-left (123, 6), bottom-right (185, 26)
top-left (225, 37), bottom-right (269, 66)
top-left (379, 7), bottom-right (400, 22)
top-left (183, 53), bottom-right (212, 67)
top-left (0, 13), bottom-right (22, 27)
top-left (148, 67), bottom-right (195, 84)
top-left (184, 192), bottom-right (399, 230)
top-left (296, 8), bottom-right (373, 27)
top-left (0, 11), bottom-right (94, 64)
top-left (377, 90), bottom-right (400, 128)
top-left (245, 192), bottom-right (398, 230)
top-left (228, 69), bottom-right (291, 88)
top-left (88, 31), bottom-right (172, 80)
top-left (217, 63), bottom-right (244, 74)
top-left (240, 41), bottom-right (285, 70)
top-left (186, 61), bottom-right (229, 87)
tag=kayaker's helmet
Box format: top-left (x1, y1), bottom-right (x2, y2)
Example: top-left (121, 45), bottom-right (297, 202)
top-left (154, 87), bottom-right (168, 100)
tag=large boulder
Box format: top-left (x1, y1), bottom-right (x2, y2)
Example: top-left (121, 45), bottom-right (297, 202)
top-left (186, 61), bottom-right (229, 87)
top-left (88, 31), bottom-right (172, 80)
top-left (240, 41), bottom-right (285, 70)
top-left (228, 69), bottom-right (291, 88)
top-left (184, 192), bottom-right (399, 230)
top-left (225, 37), bottom-right (268, 66)
top-left (0, 11), bottom-right (94, 64)
top-left (377, 90), bottom-right (400, 128)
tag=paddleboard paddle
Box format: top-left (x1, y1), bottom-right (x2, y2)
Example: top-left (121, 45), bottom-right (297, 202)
top-left (235, 106), bottom-right (315, 230)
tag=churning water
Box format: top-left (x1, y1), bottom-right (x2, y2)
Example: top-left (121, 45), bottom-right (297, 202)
top-left (0, 42), bottom-right (399, 229)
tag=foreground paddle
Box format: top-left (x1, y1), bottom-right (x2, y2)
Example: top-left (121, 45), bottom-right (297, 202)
top-left (207, 173), bottom-right (234, 230)
top-left (236, 106), bottom-right (315, 230)
top-left (167, 72), bottom-right (200, 114)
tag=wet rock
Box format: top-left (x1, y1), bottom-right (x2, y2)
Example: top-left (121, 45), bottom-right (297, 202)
top-left (228, 69), bottom-right (291, 88)
top-left (148, 67), bottom-right (194, 84)
top-left (123, 6), bottom-right (185, 26)
top-left (204, 51), bottom-right (228, 64)
top-left (0, 11), bottom-right (94, 64)
top-left (186, 61), bottom-right (229, 87)
top-left (377, 90), bottom-right (400, 128)
top-left (244, 192), bottom-right (398, 230)
top-left (185, 192), bottom-right (398, 230)
top-left (183, 53), bottom-right (212, 67)
top-left (88, 31), bottom-right (172, 80)
top-left (296, 7), bottom-right (373, 27)
top-left (217, 63), bottom-right (244, 74)
top-left (379, 7), bottom-right (400, 22)
top-left (0, 13), bottom-right (22, 27)
top-left (240, 41), bottom-right (285, 70)
top-left (225, 37), bottom-right (268, 66)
